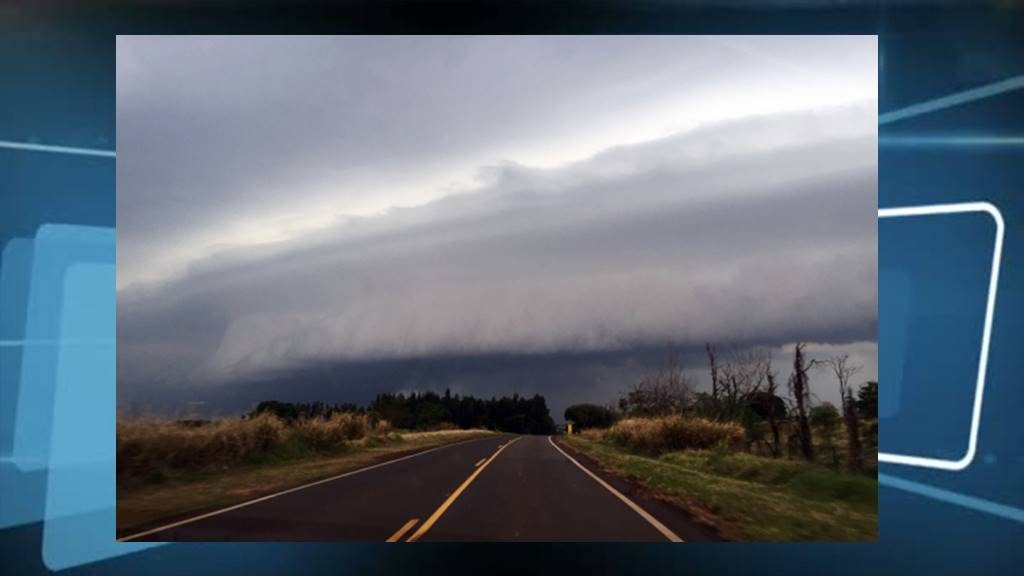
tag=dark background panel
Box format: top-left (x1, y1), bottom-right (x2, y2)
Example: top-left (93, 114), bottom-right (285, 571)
top-left (2, 1), bottom-right (1023, 575)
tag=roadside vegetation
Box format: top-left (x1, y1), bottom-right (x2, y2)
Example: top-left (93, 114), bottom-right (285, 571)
top-left (560, 343), bottom-right (878, 541)
top-left (117, 390), bottom-right (556, 535)
top-left (119, 391), bottom-right (556, 488)
top-left (605, 415), bottom-right (744, 454)
top-left (118, 411), bottom-right (385, 487)
top-left (563, 433), bottom-right (876, 541)
top-left (117, 413), bottom-right (494, 536)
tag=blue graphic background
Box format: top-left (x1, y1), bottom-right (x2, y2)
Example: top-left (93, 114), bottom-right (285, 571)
top-left (2, 2), bottom-right (1023, 574)
top-left (879, 210), bottom-right (995, 463)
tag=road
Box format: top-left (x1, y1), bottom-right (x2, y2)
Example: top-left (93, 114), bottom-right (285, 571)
top-left (121, 435), bottom-right (717, 542)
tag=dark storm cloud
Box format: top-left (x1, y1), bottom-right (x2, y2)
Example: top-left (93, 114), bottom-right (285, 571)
top-left (117, 106), bottom-right (876, 397)
top-left (119, 343), bottom-right (878, 424)
top-left (116, 36), bottom-right (876, 413)
top-left (116, 35), bottom-right (876, 287)
top-left (117, 36), bottom-right (727, 279)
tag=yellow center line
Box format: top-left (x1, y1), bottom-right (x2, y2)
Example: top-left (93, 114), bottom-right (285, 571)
top-left (386, 518), bottom-right (419, 542)
top-left (406, 436), bottom-right (521, 542)
top-left (474, 458), bottom-right (486, 467)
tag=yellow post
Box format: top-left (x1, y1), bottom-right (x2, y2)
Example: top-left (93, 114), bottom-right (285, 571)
top-left (567, 423), bottom-right (573, 435)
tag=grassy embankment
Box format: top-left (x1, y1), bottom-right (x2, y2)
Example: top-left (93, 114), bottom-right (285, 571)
top-left (560, 416), bottom-right (877, 541)
top-left (117, 413), bottom-right (494, 536)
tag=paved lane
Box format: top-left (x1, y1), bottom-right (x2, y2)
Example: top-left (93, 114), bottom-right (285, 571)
top-left (125, 435), bottom-right (510, 541)
top-left (419, 435), bottom-right (675, 541)
top-left (123, 434), bottom-right (715, 542)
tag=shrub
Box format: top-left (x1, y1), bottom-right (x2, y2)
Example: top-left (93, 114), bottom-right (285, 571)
top-left (293, 417), bottom-right (346, 451)
top-left (810, 403), bottom-right (841, 432)
top-left (863, 419), bottom-right (878, 449)
top-left (605, 415), bottom-right (744, 454)
top-left (116, 413), bottom-right (287, 485)
top-left (374, 418), bottom-right (392, 434)
top-left (117, 411), bottom-right (383, 487)
top-left (334, 412), bottom-right (369, 440)
top-left (293, 412), bottom-right (369, 450)
top-left (564, 404), bottom-right (617, 430)
top-left (248, 412), bottom-right (288, 451)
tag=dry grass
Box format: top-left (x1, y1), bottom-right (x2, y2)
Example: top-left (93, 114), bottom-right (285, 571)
top-left (292, 413), bottom-right (370, 449)
top-left (117, 412), bottom-right (393, 487)
top-left (117, 426), bottom-right (497, 536)
top-left (605, 415), bottom-right (744, 454)
top-left (118, 413), bottom-right (288, 484)
top-left (562, 435), bottom-right (877, 541)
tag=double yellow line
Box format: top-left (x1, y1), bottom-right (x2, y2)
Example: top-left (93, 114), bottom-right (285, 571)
top-left (388, 436), bottom-right (521, 543)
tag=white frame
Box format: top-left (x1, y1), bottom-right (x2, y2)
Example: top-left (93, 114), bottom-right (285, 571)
top-left (877, 202), bottom-right (1004, 471)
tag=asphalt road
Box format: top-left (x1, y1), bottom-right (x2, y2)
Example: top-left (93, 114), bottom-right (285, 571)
top-left (123, 435), bottom-right (716, 542)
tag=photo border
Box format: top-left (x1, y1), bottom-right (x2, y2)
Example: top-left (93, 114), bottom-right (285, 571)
top-left (877, 202), bottom-right (1004, 471)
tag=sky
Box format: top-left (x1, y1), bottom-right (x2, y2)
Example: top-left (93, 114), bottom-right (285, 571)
top-left (116, 35), bottom-right (878, 419)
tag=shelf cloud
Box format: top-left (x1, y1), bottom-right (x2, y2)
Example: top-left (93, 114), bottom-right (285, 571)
top-left (116, 36), bottom-right (877, 414)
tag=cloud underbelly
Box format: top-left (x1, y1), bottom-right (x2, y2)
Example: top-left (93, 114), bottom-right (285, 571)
top-left (118, 109), bottom-right (877, 387)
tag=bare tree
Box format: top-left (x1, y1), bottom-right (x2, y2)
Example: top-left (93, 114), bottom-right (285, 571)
top-left (706, 343), bottom-right (720, 402)
top-left (763, 358), bottom-right (783, 458)
top-left (619, 350), bottom-right (694, 417)
top-left (718, 347), bottom-right (769, 419)
top-left (818, 355), bottom-right (864, 473)
top-left (788, 343), bottom-right (815, 461)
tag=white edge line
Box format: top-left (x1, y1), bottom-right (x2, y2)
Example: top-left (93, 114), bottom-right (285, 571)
top-left (878, 201), bottom-right (1004, 471)
top-left (547, 436), bottom-right (683, 542)
top-left (117, 434), bottom-right (501, 542)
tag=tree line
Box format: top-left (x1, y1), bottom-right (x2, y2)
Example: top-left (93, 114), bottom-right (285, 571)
top-left (251, 390), bottom-right (556, 435)
top-left (565, 343), bottom-right (878, 474)
top-left (249, 400), bottom-right (362, 422)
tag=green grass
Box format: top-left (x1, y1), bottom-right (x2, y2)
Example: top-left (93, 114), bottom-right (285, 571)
top-left (561, 435), bottom-right (877, 541)
top-left (117, 429), bottom-right (496, 537)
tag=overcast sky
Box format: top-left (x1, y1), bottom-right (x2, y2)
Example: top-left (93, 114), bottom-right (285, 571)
top-left (116, 36), bottom-right (877, 417)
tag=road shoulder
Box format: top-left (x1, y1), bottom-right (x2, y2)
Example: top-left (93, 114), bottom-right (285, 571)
top-left (551, 436), bottom-right (723, 542)
top-left (118, 430), bottom-right (500, 539)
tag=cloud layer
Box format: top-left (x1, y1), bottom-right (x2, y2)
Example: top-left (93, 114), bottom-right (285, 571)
top-left (116, 36), bottom-right (877, 413)
top-left (116, 35), bottom-right (876, 288)
top-left (118, 106), bottom-right (876, 392)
